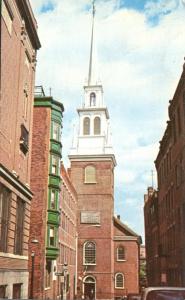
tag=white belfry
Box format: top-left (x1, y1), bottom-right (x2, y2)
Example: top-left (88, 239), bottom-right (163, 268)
top-left (70, 1), bottom-right (115, 158)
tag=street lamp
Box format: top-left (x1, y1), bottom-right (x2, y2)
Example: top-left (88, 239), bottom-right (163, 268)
top-left (30, 239), bottom-right (39, 299)
top-left (63, 262), bottom-right (68, 300)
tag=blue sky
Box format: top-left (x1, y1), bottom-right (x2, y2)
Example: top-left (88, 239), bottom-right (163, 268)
top-left (31, 0), bottom-right (185, 241)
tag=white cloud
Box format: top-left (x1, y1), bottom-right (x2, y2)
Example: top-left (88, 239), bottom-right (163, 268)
top-left (31, 0), bottom-right (185, 239)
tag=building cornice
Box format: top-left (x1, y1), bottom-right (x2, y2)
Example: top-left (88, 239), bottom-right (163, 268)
top-left (77, 107), bottom-right (109, 119)
top-left (15, 0), bottom-right (41, 50)
top-left (114, 236), bottom-right (139, 242)
top-left (68, 154), bottom-right (117, 166)
top-left (34, 97), bottom-right (64, 113)
top-left (0, 163), bottom-right (33, 199)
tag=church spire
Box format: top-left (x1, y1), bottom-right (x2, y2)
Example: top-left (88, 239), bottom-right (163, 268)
top-left (88, 0), bottom-right (96, 86)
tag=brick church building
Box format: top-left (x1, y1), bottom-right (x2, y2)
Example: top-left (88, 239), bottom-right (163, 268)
top-left (68, 3), bottom-right (141, 299)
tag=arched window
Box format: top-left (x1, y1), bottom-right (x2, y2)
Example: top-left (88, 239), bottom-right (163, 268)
top-left (85, 166), bottom-right (96, 183)
top-left (115, 273), bottom-right (124, 289)
top-left (90, 92), bottom-right (96, 106)
top-left (117, 246), bottom-right (125, 261)
top-left (83, 241), bottom-right (96, 265)
top-left (83, 117), bottom-right (90, 135)
top-left (94, 117), bottom-right (101, 135)
top-left (83, 276), bottom-right (95, 284)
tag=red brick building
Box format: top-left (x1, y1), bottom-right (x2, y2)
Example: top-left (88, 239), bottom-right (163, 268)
top-left (58, 164), bottom-right (77, 300)
top-left (0, 0), bottom-right (40, 297)
top-left (68, 158), bottom-right (116, 300)
top-left (114, 217), bottom-right (141, 298)
top-left (144, 60), bottom-right (185, 286)
top-left (144, 187), bottom-right (160, 286)
top-left (29, 87), bottom-right (64, 299)
top-left (68, 3), bottom-right (141, 299)
top-left (139, 245), bottom-right (147, 289)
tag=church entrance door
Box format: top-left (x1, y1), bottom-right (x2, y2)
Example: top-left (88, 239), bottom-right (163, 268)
top-left (83, 276), bottom-right (96, 300)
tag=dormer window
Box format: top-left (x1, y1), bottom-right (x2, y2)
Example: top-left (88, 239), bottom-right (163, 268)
top-left (90, 92), bottom-right (96, 106)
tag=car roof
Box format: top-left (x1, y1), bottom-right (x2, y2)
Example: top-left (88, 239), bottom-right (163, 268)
top-left (144, 287), bottom-right (185, 294)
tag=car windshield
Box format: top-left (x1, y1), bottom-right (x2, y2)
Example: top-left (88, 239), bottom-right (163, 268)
top-left (147, 290), bottom-right (185, 300)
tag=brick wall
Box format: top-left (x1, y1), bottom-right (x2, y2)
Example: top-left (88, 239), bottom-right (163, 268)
top-left (1, 0), bottom-right (37, 185)
top-left (58, 164), bottom-right (78, 300)
top-left (114, 224), bottom-right (140, 295)
top-left (69, 158), bottom-right (115, 300)
top-left (0, 0), bottom-right (40, 297)
top-left (29, 106), bottom-right (51, 299)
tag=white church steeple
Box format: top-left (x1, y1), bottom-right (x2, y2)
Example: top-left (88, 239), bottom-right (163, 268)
top-left (70, 1), bottom-right (115, 162)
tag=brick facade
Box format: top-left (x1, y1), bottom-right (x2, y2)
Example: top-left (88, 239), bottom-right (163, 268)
top-left (0, 0), bottom-right (40, 297)
top-left (144, 188), bottom-right (160, 286)
top-left (29, 91), bottom-right (64, 299)
top-left (69, 158), bottom-right (115, 300)
top-left (69, 157), bottom-right (141, 300)
top-left (58, 164), bottom-right (77, 300)
top-left (29, 105), bottom-right (51, 299)
top-left (114, 217), bottom-right (140, 297)
top-left (144, 61), bottom-right (185, 286)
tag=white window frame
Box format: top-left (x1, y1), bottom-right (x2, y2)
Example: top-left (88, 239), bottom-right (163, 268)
top-left (51, 155), bottom-right (59, 175)
top-left (83, 241), bottom-right (96, 265)
top-left (117, 246), bottom-right (126, 261)
top-left (53, 121), bottom-right (60, 141)
top-left (115, 273), bottom-right (124, 289)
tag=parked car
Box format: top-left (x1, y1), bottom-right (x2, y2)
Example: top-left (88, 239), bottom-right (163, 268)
top-left (127, 293), bottom-right (141, 300)
top-left (141, 287), bottom-right (185, 300)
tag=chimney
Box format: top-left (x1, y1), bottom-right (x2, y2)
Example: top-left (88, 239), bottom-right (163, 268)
top-left (148, 186), bottom-right (154, 196)
top-left (117, 215), bottom-right (120, 220)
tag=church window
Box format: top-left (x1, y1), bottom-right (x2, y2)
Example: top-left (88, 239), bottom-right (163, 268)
top-left (115, 273), bottom-right (124, 289)
top-left (84, 166), bottom-right (96, 183)
top-left (117, 246), bottom-right (125, 261)
top-left (94, 117), bottom-right (101, 135)
top-left (90, 92), bottom-right (96, 106)
top-left (83, 241), bottom-right (96, 265)
top-left (83, 117), bottom-right (90, 135)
